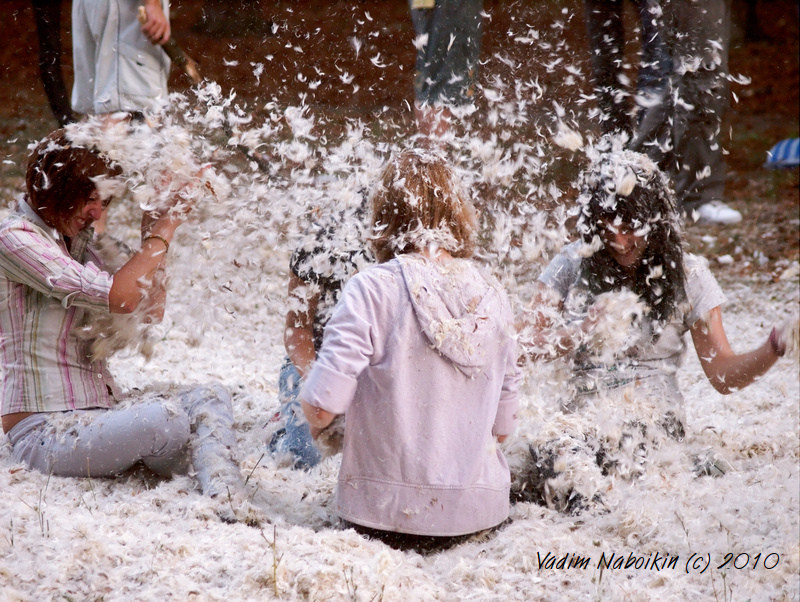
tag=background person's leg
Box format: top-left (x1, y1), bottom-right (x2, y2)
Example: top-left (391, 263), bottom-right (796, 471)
top-left (629, 0), bottom-right (673, 157)
top-left (31, 0), bottom-right (76, 126)
top-left (663, 0), bottom-right (736, 221)
top-left (583, 0), bottom-right (629, 135)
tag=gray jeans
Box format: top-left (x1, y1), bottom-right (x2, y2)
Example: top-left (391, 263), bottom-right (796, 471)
top-left (7, 384), bottom-right (243, 497)
top-left (661, 0), bottom-right (730, 212)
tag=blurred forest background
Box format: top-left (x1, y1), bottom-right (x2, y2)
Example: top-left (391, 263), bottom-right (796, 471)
top-left (1, 0), bottom-right (797, 274)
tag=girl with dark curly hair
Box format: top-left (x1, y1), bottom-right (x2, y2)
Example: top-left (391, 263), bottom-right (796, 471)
top-left (516, 144), bottom-right (792, 514)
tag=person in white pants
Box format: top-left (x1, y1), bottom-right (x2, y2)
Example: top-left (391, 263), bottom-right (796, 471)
top-left (71, 0), bottom-right (171, 116)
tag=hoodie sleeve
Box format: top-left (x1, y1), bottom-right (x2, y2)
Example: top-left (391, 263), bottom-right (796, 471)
top-left (300, 270), bottom-right (383, 415)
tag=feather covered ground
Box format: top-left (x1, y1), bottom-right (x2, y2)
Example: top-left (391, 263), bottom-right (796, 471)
top-left (0, 1), bottom-right (798, 600)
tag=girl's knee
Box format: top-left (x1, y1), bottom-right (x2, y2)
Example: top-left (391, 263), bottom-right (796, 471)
top-left (138, 402), bottom-right (191, 453)
top-left (139, 404), bottom-right (191, 475)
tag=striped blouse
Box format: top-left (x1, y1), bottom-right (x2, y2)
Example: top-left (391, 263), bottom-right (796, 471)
top-left (0, 199), bottom-right (118, 415)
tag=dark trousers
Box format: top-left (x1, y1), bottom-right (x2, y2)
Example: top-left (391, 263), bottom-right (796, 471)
top-left (31, 0), bottom-right (76, 126)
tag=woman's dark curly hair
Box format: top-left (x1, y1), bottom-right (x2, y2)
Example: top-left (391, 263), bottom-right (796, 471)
top-left (26, 128), bottom-right (121, 228)
top-left (575, 146), bottom-right (687, 325)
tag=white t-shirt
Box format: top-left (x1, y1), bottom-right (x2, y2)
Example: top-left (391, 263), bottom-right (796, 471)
top-left (539, 241), bottom-right (726, 420)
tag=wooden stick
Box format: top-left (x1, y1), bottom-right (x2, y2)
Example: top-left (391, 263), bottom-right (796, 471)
top-left (137, 6), bottom-right (202, 84)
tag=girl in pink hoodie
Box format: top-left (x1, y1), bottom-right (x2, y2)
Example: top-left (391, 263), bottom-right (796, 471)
top-left (301, 149), bottom-right (520, 552)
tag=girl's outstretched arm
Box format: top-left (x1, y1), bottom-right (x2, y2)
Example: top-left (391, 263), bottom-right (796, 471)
top-left (690, 306), bottom-right (786, 394)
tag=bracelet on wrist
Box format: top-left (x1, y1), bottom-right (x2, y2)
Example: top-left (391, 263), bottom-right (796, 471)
top-left (143, 234), bottom-right (169, 254)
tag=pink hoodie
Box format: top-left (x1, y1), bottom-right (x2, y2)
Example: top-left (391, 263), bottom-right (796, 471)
top-left (301, 254), bottom-right (519, 536)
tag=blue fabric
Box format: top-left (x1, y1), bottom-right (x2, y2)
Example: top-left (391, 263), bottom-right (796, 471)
top-left (765, 138), bottom-right (800, 168)
top-left (267, 359), bottom-right (321, 469)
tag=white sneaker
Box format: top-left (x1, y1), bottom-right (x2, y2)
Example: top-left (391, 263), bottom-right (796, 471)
top-left (694, 201), bottom-right (743, 225)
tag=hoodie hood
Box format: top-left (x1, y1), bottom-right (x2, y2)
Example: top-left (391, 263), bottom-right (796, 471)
top-left (399, 255), bottom-right (508, 377)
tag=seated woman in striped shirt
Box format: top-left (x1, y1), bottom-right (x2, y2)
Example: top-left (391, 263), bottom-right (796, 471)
top-left (0, 128), bottom-right (252, 523)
